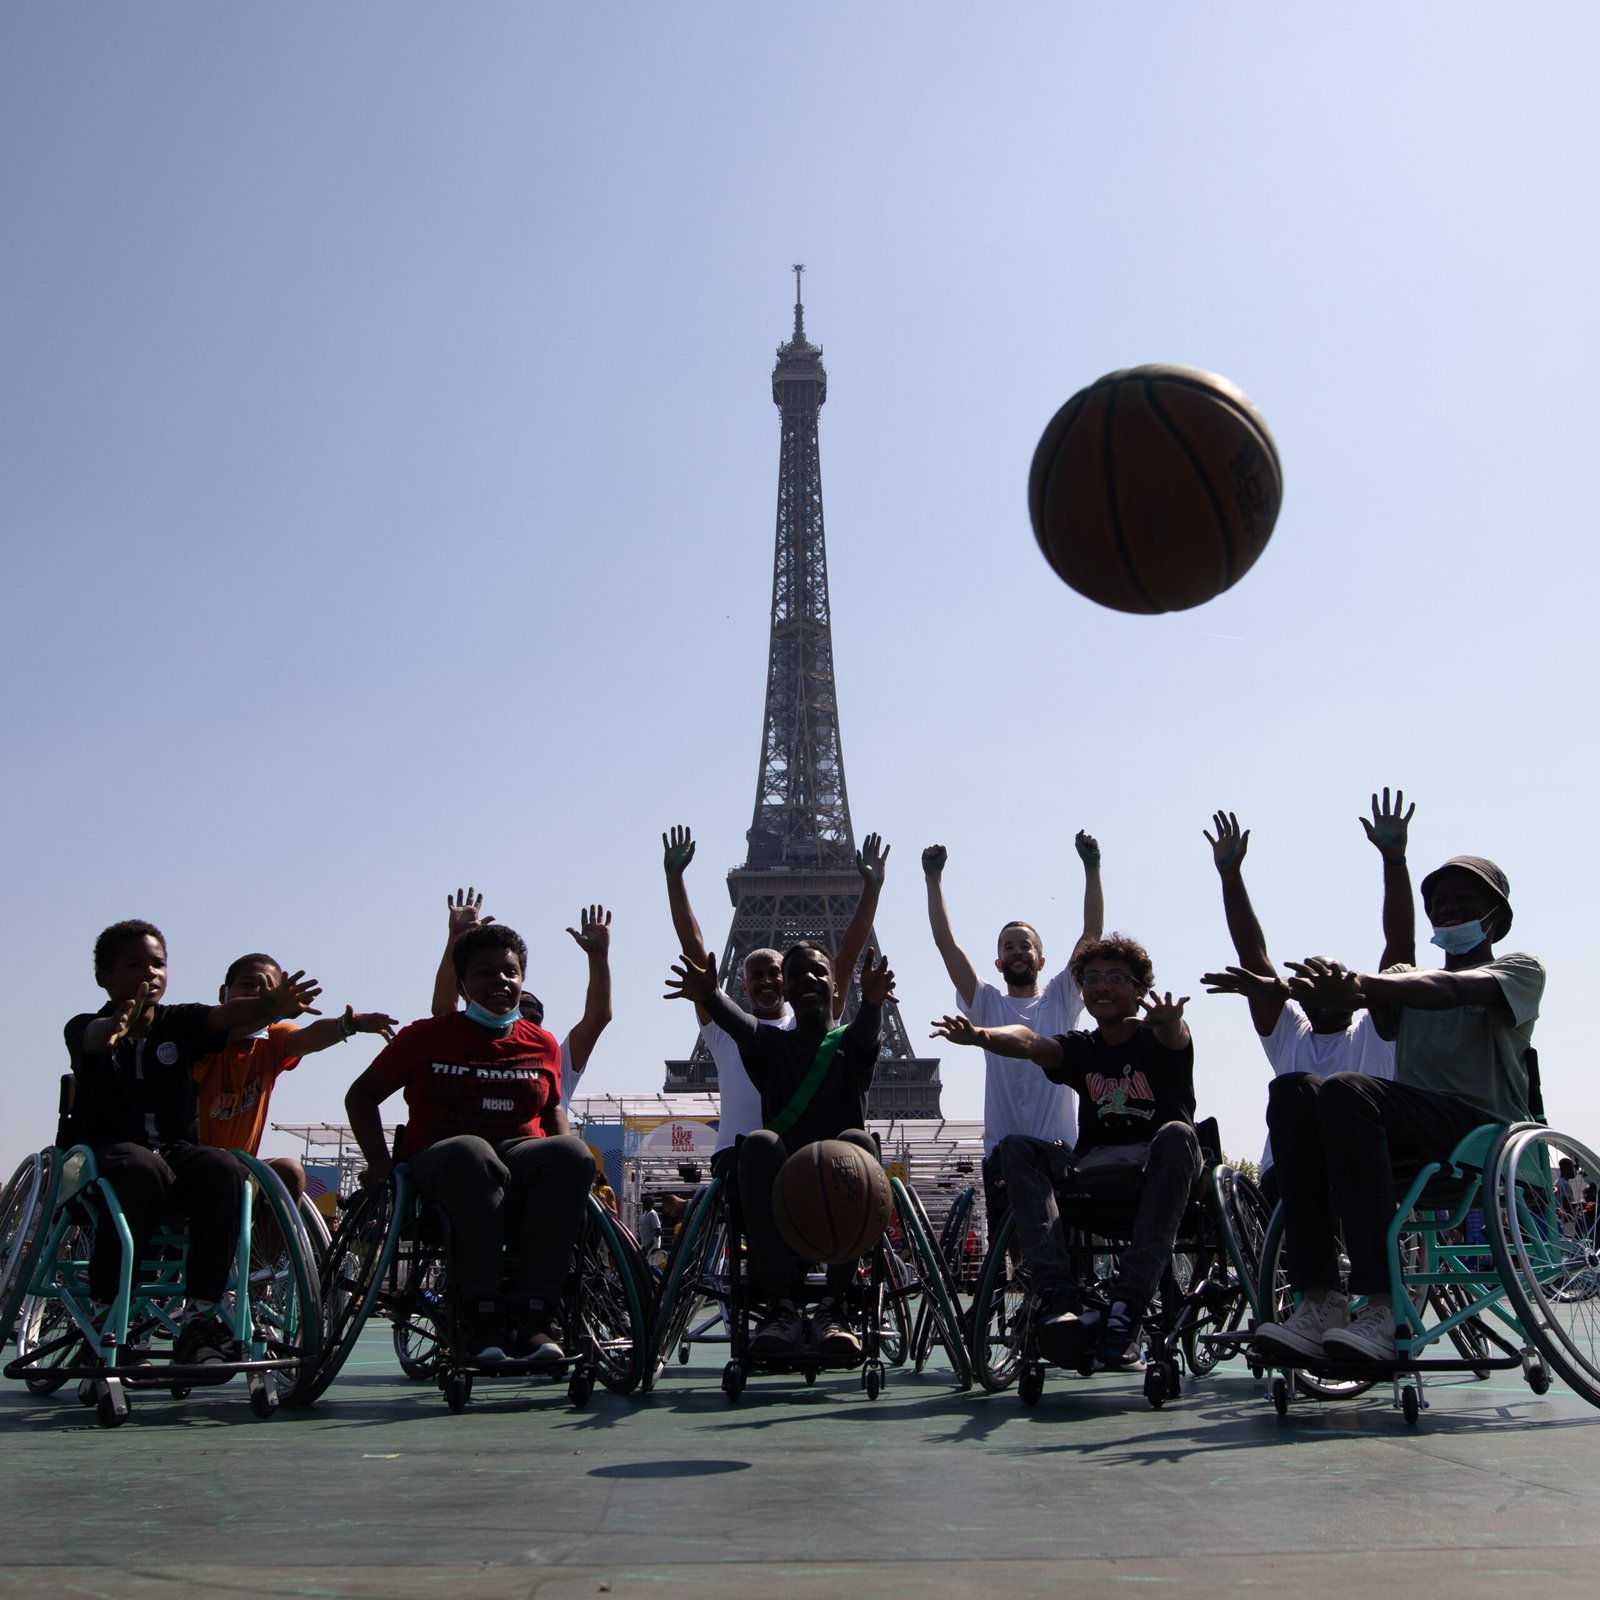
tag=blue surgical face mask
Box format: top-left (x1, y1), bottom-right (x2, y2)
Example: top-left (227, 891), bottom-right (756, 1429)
top-left (463, 998), bottom-right (521, 1032)
top-left (1430, 920), bottom-right (1487, 955)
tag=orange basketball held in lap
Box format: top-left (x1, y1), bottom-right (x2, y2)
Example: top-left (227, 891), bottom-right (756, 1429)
top-left (773, 1140), bottom-right (893, 1265)
top-left (1028, 364), bottom-right (1283, 614)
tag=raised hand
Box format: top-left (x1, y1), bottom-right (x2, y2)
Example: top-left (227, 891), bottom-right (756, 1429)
top-left (1200, 966), bottom-right (1287, 1001)
top-left (1360, 788), bottom-right (1415, 862)
top-left (1075, 830), bottom-right (1101, 868)
top-left (664, 950), bottom-right (716, 1007)
top-left (856, 831), bottom-right (890, 885)
top-left (859, 949), bottom-right (896, 1005)
top-left (1137, 990), bottom-right (1190, 1031)
top-left (262, 968), bottom-right (323, 1020)
top-left (106, 982), bottom-right (152, 1048)
top-left (343, 1006), bottom-right (399, 1043)
top-left (921, 844), bottom-right (948, 878)
top-left (447, 887), bottom-right (493, 939)
top-left (662, 826), bottom-right (696, 877)
top-left (930, 1013), bottom-right (984, 1048)
top-left (1203, 811), bottom-right (1249, 874)
top-left (567, 904), bottom-right (612, 954)
top-left (1284, 957), bottom-right (1363, 1009)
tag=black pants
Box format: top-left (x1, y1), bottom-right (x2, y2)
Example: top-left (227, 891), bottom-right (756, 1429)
top-left (981, 1149), bottom-right (1009, 1239)
top-left (737, 1128), bottom-right (879, 1302)
top-left (90, 1141), bottom-right (244, 1304)
top-left (1265, 1071), bottom-right (1491, 1295)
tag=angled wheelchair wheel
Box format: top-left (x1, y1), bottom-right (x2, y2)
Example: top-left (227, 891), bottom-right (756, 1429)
top-left (16, 1221), bottom-right (92, 1396)
top-left (1487, 1125), bottom-right (1600, 1408)
top-left (392, 1254), bottom-right (447, 1380)
top-left (643, 1180), bottom-right (722, 1391)
top-left (910, 1186), bottom-right (975, 1371)
top-left (305, 1173), bottom-right (405, 1402)
top-left (0, 1150), bottom-right (58, 1342)
top-left (1183, 1167), bottom-right (1269, 1376)
top-left (574, 1196), bottom-right (648, 1395)
top-left (236, 1154), bottom-right (324, 1408)
top-left (878, 1246), bottom-right (912, 1368)
top-left (296, 1195), bottom-right (333, 1273)
top-left (891, 1177), bottom-right (973, 1389)
top-left (970, 1211), bottom-right (1029, 1392)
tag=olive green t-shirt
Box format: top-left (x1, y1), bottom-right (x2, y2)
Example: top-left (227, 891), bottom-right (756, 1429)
top-left (1389, 952), bottom-right (1545, 1124)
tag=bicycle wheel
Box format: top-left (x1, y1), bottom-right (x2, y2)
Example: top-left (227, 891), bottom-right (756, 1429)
top-left (1487, 1124), bottom-right (1600, 1407)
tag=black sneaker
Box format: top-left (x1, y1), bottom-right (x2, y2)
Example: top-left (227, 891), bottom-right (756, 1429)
top-left (509, 1305), bottom-right (564, 1368)
top-left (749, 1300), bottom-right (805, 1355)
top-left (456, 1304), bottom-right (509, 1365)
top-left (1033, 1288), bottom-right (1092, 1366)
top-left (1094, 1299), bottom-right (1146, 1371)
top-left (174, 1313), bottom-right (234, 1382)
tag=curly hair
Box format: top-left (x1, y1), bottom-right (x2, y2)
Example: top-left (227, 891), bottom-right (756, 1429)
top-left (93, 920), bottom-right (165, 979)
top-left (1069, 933), bottom-right (1155, 991)
top-left (451, 923), bottom-right (529, 981)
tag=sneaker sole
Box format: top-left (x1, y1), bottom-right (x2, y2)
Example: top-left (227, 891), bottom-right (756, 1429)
top-left (1319, 1333), bottom-right (1395, 1363)
top-left (1249, 1326), bottom-right (1332, 1363)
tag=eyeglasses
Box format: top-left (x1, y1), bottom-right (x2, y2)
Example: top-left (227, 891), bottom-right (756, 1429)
top-left (1080, 970), bottom-right (1139, 989)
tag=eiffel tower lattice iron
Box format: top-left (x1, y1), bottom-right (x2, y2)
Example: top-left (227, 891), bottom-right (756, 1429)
top-left (664, 270), bottom-right (942, 1118)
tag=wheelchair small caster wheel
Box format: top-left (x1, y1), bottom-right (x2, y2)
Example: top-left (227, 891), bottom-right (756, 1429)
top-left (249, 1385), bottom-right (277, 1419)
top-left (78, 1378), bottom-right (97, 1408)
top-left (721, 1362), bottom-right (745, 1402)
top-left (444, 1373), bottom-right (470, 1412)
top-left (568, 1371), bottom-right (593, 1409)
top-left (96, 1389), bottom-right (130, 1428)
top-left (865, 1364), bottom-right (882, 1401)
top-left (1019, 1364), bottom-right (1044, 1407)
top-left (1528, 1364), bottom-right (1551, 1395)
top-left (1271, 1375), bottom-right (1289, 1417)
top-left (1401, 1385), bottom-right (1420, 1425)
top-left (678, 1343), bottom-right (690, 1365)
top-left (1144, 1365), bottom-right (1169, 1409)
top-left (804, 1366), bottom-right (817, 1385)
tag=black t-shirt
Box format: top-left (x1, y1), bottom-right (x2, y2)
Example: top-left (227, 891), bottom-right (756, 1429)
top-left (1045, 1027), bottom-right (1195, 1153)
top-left (717, 999), bottom-right (880, 1151)
top-left (64, 1002), bottom-right (229, 1149)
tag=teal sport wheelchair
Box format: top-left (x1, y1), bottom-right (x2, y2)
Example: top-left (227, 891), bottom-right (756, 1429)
top-left (1254, 1113), bottom-right (1600, 1424)
top-left (0, 1085), bottom-right (323, 1427)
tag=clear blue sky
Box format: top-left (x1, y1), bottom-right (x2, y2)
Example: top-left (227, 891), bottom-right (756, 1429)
top-left (3, 3), bottom-right (1596, 1175)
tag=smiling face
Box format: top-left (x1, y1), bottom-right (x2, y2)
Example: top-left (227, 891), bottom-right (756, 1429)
top-left (98, 933), bottom-right (168, 1009)
top-left (1077, 958), bottom-right (1144, 1023)
top-left (742, 949), bottom-right (785, 1018)
top-left (995, 923), bottom-right (1045, 991)
top-left (1423, 867), bottom-right (1506, 941)
top-left (780, 946), bottom-right (834, 1024)
top-left (458, 943), bottom-right (525, 1015)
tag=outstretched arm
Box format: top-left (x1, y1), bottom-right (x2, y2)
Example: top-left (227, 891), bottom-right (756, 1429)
top-left (922, 845), bottom-right (979, 1006)
top-left (663, 826), bottom-right (713, 1025)
top-left (665, 949), bottom-right (759, 1046)
top-left (432, 889), bottom-right (492, 1018)
top-left (1203, 810), bottom-right (1284, 1035)
top-left (564, 905), bottom-right (613, 1072)
top-left (929, 1014), bottom-right (1065, 1072)
top-left (1287, 958), bottom-right (1511, 1020)
top-left (208, 968), bottom-right (323, 1035)
top-left (1361, 787), bottom-right (1416, 970)
top-left (286, 1007), bottom-right (399, 1055)
top-left (1137, 990), bottom-right (1192, 1051)
top-left (1076, 830), bottom-right (1104, 949)
top-left (832, 832), bottom-right (889, 1019)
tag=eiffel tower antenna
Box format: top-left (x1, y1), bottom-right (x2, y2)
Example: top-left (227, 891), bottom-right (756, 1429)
top-left (664, 275), bottom-right (942, 1117)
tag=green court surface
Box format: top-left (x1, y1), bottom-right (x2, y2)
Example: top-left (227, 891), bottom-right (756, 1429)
top-left (3, 1327), bottom-right (1599, 1599)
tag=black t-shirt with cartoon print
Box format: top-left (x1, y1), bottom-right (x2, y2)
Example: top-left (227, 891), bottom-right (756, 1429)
top-left (1044, 1027), bottom-right (1195, 1153)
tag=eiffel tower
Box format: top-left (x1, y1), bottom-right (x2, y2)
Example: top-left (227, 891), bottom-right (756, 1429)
top-left (664, 269), bottom-right (942, 1118)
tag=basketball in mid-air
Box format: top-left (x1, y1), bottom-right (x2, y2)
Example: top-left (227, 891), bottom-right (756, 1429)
top-left (773, 1139), bottom-right (892, 1264)
top-left (1028, 364), bottom-right (1282, 614)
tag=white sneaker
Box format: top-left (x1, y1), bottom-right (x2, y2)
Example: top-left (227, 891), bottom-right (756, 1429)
top-left (1321, 1303), bottom-right (1397, 1363)
top-left (1250, 1291), bottom-right (1349, 1361)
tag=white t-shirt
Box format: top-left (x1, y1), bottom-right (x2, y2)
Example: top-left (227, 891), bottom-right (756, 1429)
top-left (704, 1005), bottom-right (795, 1153)
top-left (1257, 1003), bottom-right (1395, 1170)
top-left (959, 971), bottom-right (1084, 1155)
top-left (558, 1035), bottom-right (578, 1110)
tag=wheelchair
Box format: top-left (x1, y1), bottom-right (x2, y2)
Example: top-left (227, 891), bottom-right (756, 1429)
top-left (1255, 1117), bottom-right (1600, 1425)
top-left (968, 1119), bottom-right (1262, 1409)
top-left (643, 1144), bottom-right (974, 1402)
top-left (0, 1122), bottom-right (323, 1428)
top-left (307, 1162), bottom-right (650, 1411)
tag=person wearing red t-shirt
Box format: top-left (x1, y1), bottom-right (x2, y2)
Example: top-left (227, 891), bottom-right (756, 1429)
top-left (344, 924), bottom-right (594, 1366)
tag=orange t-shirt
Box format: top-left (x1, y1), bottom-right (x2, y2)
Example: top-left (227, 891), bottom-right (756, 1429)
top-left (193, 1023), bottom-right (303, 1155)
